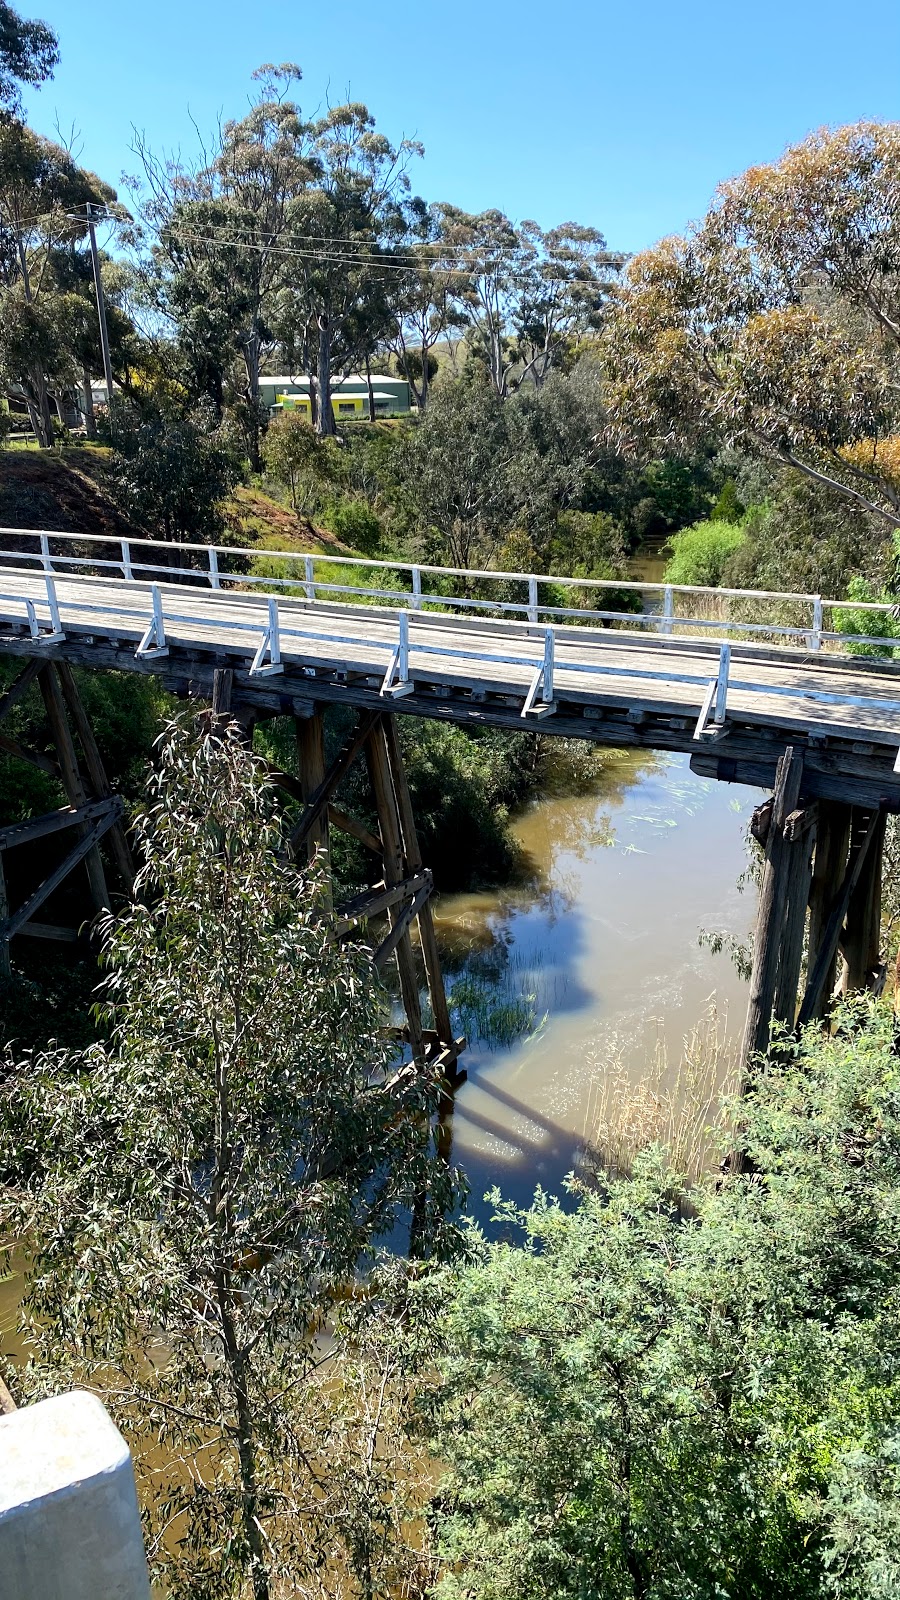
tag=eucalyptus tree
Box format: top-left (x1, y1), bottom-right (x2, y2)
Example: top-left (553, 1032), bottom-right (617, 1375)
top-left (0, 719), bottom-right (463, 1600)
top-left (0, 119), bottom-right (118, 443)
top-left (282, 102), bottom-right (423, 436)
top-left (386, 199), bottom-right (459, 410)
top-left (436, 208), bottom-right (616, 399)
top-left (513, 221), bottom-right (621, 385)
top-left (602, 121), bottom-right (900, 532)
top-left (393, 373), bottom-right (518, 567)
top-left (0, 0), bottom-right (58, 113)
top-left (139, 64), bottom-right (318, 465)
top-left (436, 206), bottom-right (527, 398)
top-left (427, 998), bottom-right (900, 1600)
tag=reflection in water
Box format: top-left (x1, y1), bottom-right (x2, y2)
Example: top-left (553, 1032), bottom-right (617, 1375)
top-left (435, 750), bottom-right (761, 1217)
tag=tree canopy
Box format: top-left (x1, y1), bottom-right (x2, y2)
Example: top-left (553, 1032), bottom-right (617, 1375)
top-left (602, 123), bottom-right (900, 530)
top-left (1, 719), bottom-right (463, 1599)
top-left (0, 0), bottom-right (57, 113)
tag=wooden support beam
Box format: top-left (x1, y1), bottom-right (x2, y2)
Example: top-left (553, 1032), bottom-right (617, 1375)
top-left (382, 714), bottom-right (456, 1055)
top-left (55, 664), bottom-right (135, 892)
top-left (1, 807), bottom-right (121, 941)
top-left (772, 819), bottom-right (816, 1030)
top-left (690, 751), bottom-right (900, 813)
top-left (0, 731), bottom-right (59, 777)
top-left (372, 880), bottom-right (433, 971)
top-left (38, 666), bottom-right (109, 914)
top-left (289, 709), bottom-right (380, 855)
top-left (327, 805), bottom-right (382, 855)
top-left (783, 803), bottom-right (818, 842)
top-left (212, 667), bottom-right (233, 717)
top-left (805, 801), bottom-right (852, 1021)
top-left (365, 719), bottom-right (425, 1063)
top-left (797, 808), bottom-right (884, 1027)
top-left (16, 921), bottom-right (80, 942)
top-left (295, 709), bottom-right (329, 869)
top-left (741, 746), bottom-right (805, 1071)
top-left (842, 809), bottom-right (887, 993)
top-left (0, 796), bottom-right (121, 852)
top-left (0, 658), bottom-right (42, 724)
top-left (334, 872), bottom-right (430, 936)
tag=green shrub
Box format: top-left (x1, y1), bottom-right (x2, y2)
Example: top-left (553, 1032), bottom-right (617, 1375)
top-left (663, 517), bottom-right (747, 586)
top-left (710, 477), bottom-right (744, 524)
top-left (427, 999), bottom-right (900, 1600)
top-left (839, 576), bottom-right (900, 658)
top-left (323, 496), bottom-right (383, 554)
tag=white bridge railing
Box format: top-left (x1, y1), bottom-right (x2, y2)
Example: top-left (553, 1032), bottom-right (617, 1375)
top-left (1, 526), bottom-right (898, 653)
top-left (0, 528), bottom-right (899, 753)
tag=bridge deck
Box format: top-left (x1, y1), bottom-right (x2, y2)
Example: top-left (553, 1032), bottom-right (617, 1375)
top-left (2, 567), bottom-right (900, 808)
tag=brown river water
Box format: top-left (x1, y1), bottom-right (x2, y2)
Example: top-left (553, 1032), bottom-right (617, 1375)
top-left (435, 748), bottom-right (761, 1215)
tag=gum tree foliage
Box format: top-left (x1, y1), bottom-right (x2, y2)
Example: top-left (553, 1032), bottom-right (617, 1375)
top-left (391, 374), bottom-right (520, 569)
top-left (426, 999), bottom-right (900, 1600)
top-left (274, 101), bottom-right (422, 438)
top-left (104, 394), bottom-right (243, 544)
top-left (436, 207), bottom-right (618, 398)
top-left (0, 0), bottom-right (57, 113)
top-left (0, 119), bottom-right (119, 444)
top-left (260, 408), bottom-right (335, 512)
top-left (140, 66), bottom-right (421, 450)
top-left (391, 364), bottom-right (606, 569)
top-left (385, 199), bottom-right (457, 411)
top-left (602, 123), bottom-right (900, 532)
top-left (0, 720), bottom-right (463, 1600)
top-left (138, 65), bottom-right (320, 466)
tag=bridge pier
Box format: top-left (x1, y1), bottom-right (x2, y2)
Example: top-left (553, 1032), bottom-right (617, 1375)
top-left (278, 703), bottom-right (464, 1086)
top-left (741, 744), bottom-right (889, 1072)
top-left (0, 660), bottom-right (135, 972)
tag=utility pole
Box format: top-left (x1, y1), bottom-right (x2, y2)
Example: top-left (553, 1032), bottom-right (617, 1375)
top-left (85, 203), bottom-right (115, 410)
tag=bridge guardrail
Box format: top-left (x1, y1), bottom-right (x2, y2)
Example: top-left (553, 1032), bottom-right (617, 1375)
top-left (1, 527), bottom-right (899, 656)
top-left (3, 552), bottom-right (900, 759)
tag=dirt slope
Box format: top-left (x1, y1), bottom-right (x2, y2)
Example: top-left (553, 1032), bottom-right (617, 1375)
top-left (0, 447), bottom-right (351, 557)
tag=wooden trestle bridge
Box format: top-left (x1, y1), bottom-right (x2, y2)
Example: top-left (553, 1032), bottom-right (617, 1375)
top-left (2, 526), bottom-right (900, 1077)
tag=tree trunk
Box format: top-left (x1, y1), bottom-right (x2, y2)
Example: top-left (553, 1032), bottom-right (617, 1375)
top-left (244, 327), bottom-right (263, 470)
top-left (365, 353), bottom-right (376, 423)
top-left (316, 315), bottom-right (336, 437)
top-left (25, 370), bottom-right (55, 449)
top-left (81, 368), bottom-right (97, 439)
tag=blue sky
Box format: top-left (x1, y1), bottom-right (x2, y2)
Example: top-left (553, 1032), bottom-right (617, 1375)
top-left (20, 0), bottom-right (900, 255)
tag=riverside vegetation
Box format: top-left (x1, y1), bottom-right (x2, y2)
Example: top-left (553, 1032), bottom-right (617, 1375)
top-left (4, 3), bottom-right (900, 1595)
top-left (4, 725), bottom-right (900, 1598)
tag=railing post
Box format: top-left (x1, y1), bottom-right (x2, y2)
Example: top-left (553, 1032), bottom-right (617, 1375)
top-left (811, 595), bottom-right (823, 652)
top-left (528, 576), bottom-right (538, 624)
top-left (398, 610), bottom-right (410, 684)
top-left (120, 540), bottom-right (133, 582)
top-left (208, 547), bottom-right (220, 589)
top-left (39, 533), bottom-right (52, 573)
top-left (543, 626), bottom-right (555, 702)
top-left (267, 597), bottom-right (281, 667)
top-left (45, 575), bottom-right (64, 639)
top-left (661, 585), bottom-right (674, 636)
top-left (25, 599), bottom-right (39, 639)
top-left (411, 566), bottom-right (422, 611)
top-left (304, 555), bottom-right (315, 602)
top-left (714, 642), bottom-right (730, 724)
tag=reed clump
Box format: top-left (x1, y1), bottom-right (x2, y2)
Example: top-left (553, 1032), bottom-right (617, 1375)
top-left (581, 1005), bottom-right (739, 1187)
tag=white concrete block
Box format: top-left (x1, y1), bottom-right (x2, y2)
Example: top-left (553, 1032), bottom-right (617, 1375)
top-left (0, 1389), bottom-right (151, 1600)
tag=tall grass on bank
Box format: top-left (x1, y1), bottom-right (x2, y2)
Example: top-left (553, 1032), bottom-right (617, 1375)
top-left (580, 1005), bottom-right (739, 1187)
